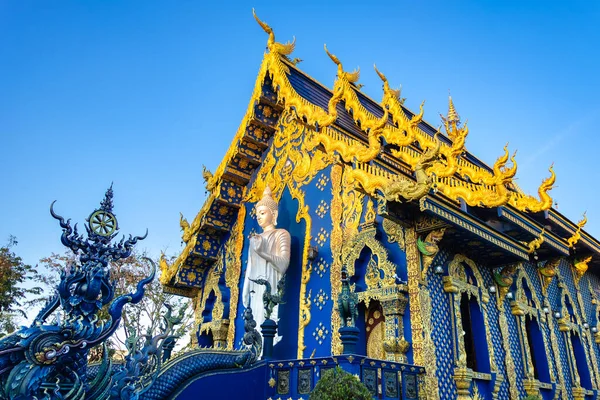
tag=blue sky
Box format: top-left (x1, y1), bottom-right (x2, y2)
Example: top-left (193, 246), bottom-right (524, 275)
top-left (1, 1), bottom-right (599, 267)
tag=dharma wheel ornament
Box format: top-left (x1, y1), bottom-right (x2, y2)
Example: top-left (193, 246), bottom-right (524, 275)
top-left (87, 183), bottom-right (118, 237)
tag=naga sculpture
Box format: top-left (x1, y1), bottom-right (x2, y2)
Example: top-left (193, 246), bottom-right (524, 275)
top-left (382, 133), bottom-right (442, 203)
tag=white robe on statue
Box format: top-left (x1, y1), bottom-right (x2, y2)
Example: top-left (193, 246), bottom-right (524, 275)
top-left (242, 228), bottom-right (291, 344)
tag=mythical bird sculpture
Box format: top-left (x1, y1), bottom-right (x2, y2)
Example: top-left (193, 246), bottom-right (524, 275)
top-left (493, 264), bottom-right (518, 302)
top-left (337, 265), bottom-right (359, 327)
top-left (417, 227), bottom-right (447, 279)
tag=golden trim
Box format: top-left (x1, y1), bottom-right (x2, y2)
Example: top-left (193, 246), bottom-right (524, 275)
top-left (250, 15), bottom-right (555, 214)
top-left (405, 227), bottom-right (440, 399)
top-left (419, 196), bottom-right (529, 259)
top-left (225, 205), bottom-right (246, 349)
top-left (329, 164), bottom-right (344, 355)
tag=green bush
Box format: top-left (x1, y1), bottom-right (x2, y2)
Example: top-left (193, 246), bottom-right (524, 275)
top-left (309, 366), bottom-right (372, 400)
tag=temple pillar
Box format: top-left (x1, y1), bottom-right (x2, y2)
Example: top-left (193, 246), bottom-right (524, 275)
top-left (211, 319), bottom-right (230, 348)
top-left (381, 294), bottom-right (409, 362)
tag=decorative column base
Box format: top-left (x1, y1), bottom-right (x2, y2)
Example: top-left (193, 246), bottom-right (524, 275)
top-left (572, 386), bottom-right (586, 400)
top-left (453, 367), bottom-right (473, 400)
top-left (523, 377), bottom-right (540, 397)
top-left (339, 326), bottom-right (360, 354)
top-left (261, 318), bottom-right (278, 360)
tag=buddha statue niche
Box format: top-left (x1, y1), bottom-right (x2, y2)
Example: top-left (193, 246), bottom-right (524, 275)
top-left (242, 186), bottom-right (291, 340)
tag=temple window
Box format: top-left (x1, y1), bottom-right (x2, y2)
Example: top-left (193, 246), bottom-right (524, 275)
top-left (524, 315), bottom-right (540, 380)
top-left (443, 255), bottom-right (493, 374)
top-left (459, 292), bottom-right (477, 371)
top-left (511, 275), bottom-right (551, 383)
top-left (570, 332), bottom-right (593, 389)
top-left (556, 284), bottom-right (594, 390)
top-left (342, 224), bottom-right (409, 362)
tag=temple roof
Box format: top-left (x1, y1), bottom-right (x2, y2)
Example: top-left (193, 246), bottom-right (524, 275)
top-left (160, 14), bottom-right (600, 294)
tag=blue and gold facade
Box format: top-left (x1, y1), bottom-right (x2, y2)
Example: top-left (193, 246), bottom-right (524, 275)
top-left (161, 13), bottom-right (600, 400)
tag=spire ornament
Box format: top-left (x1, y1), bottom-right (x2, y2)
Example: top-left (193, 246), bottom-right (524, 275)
top-left (441, 95), bottom-right (465, 141)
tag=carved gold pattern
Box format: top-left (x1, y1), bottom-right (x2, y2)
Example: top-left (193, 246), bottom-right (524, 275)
top-left (179, 212), bottom-right (192, 244)
top-left (573, 256), bottom-right (592, 286)
top-left (507, 164), bottom-right (556, 213)
top-left (382, 218), bottom-right (405, 251)
top-left (330, 166), bottom-right (365, 354)
top-left (418, 228), bottom-right (446, 280)
top-left (574, 275), bottom-right (600, 388)
top-left (496, 311), bottom-right (519, 400)
top-left (405, 227), bottom-right (440, 399)
top-left (539, 290), bottom-right (566, 398)
top-left (472, 383), bottom-right (485, 400)
top-left (538, 258), bottom-right (561, 295)
top-left (367, 320), bottom-right (386, 360)
top-left (342, 228), bottom-right (399, 291)
top-left (244, 109), bottom-right (329, 358)
top-left (329, 164), bottom-right (344, 355)
top-left (453, 367), bottom-right (473, 400)
top-left (493, 264), bottom-right (517, 304)
top-left (225, 206), bottom-right (246, 349)
top-left (554, 279), bottom-right (596, 390)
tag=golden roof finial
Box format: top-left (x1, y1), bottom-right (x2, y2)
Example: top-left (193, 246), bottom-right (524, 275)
top-left (441, 93), bottom-right (461, 139)
top-left (374, 64), bottom-right (402, 101)
top-left (324, 44), bottom-right (360, 84)
top-left (253, 9), bottom-right (295, 56)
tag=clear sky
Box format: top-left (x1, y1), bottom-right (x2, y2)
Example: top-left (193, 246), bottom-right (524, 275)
top-left (2, 1), bottom-right (599, 268)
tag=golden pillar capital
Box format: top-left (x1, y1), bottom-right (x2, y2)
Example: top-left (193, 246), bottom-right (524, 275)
top-left (453, 366), bottom-right (473, 400)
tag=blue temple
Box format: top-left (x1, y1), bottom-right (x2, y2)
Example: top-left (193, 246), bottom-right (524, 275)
top-left (4, 12), bottom-right (600, 400)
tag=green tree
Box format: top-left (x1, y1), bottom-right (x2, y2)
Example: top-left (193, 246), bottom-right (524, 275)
top-left (0, 236), bottom-right (44, 335)
top-left (309, 366), bottom-right (372, 400)
top-left (37, 250), bottom-right (194, 361)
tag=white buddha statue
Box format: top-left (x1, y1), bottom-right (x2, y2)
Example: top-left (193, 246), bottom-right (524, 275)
top-left (242, 186), bottom-right (291, 340)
